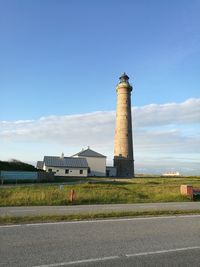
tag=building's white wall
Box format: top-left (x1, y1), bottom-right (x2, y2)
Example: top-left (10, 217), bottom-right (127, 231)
top-left (43, 164), bottom-right (87, 177)
top-left (78, 157), bottom-right (106, 176)
top-left (43, 163), bottom-right (47, 171)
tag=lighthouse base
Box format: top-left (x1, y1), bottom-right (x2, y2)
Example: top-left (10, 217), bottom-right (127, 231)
top-left (114, 156), bottom-right (134, 178)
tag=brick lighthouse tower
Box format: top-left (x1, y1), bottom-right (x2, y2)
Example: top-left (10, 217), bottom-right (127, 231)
top-left (114, 73), bottom-right (134, 177)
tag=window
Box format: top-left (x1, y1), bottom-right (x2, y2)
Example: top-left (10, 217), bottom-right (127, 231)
top-left (80, 170), bottom-right (83, 174)
top-left (48, 169), bottom-right (52, 172)
top-left (65, 169), bottom-right (69, 174)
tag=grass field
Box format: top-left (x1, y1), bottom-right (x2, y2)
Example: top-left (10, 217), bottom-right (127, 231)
top-left (0, 177), bottom-right (200, 206)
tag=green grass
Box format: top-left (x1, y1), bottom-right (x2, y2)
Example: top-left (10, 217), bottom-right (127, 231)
top-left (0, 177), bottom-right (200, 206)
top-left (1, 209), bottom-right (200, 225)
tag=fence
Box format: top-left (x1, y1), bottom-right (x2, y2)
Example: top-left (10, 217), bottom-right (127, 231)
top-left (0, 171), bottom-right (54, 184)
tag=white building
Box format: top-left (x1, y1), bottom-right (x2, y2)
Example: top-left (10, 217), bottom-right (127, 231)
top-left (42, 155), bottom-right (88, 177)
top-left (37, 148), bottom-right (116, 177)
top-left (72, 147), bottom-right (106, 177)
top-left (162, 171), bottom-right (181, 177)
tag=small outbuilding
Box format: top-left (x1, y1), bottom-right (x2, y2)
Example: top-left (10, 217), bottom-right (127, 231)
top-left (106, 166), bottom-right (117, 177)
top-left (36, 161), bottom-right (43, 170)
top-left (162, 171), bottom-right (181, 177)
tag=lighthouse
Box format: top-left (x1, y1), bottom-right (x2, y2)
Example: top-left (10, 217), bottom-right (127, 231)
top-left (114, 73), bottom-right (134, 177)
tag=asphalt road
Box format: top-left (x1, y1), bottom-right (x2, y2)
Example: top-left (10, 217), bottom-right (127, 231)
top-left (0, 202), bottom-right (200, 217)
top-left (0, 215), bottom-right (200, 266)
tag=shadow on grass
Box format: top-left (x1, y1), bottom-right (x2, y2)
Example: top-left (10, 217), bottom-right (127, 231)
top-left (137, 192), bottom-right (149, 199)
top-left (88, 181), bottom-right (132, 186)
top-left (147, 181), bottom-right (160, 185)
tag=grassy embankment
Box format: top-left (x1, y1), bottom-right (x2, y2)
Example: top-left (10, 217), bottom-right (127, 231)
top-left (1, 210), bottom-right (200, 225)
top-left (0, 177), bottom-right (200, 206)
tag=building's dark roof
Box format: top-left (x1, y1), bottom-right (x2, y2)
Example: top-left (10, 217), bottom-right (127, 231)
top-left (36, 161), bottom-right (43, 169)
top-left (72, 148), bottom-right (106, 158)
top-left (44, 156), bottom-right (88, 168)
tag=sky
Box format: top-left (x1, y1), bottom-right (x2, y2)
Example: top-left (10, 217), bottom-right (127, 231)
top-left (0, 0), bottom-right (200, 175)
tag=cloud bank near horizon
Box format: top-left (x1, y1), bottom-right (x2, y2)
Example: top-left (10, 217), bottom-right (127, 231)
top-left (0, 98), bottom-right (200, 173)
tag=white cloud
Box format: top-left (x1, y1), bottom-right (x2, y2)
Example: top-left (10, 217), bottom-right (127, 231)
top-left (0, 111), bottom-right (115, 147)
top-left (134, 128), bottom-right (200, 153)
top-left (133, 98), bottom-right (200, 127)
top-left (0, 98), bottom-right (200, 173)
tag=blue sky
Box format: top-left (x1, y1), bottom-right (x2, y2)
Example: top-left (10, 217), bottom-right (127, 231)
top-left (0, 0), bottom-right (200, 174)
